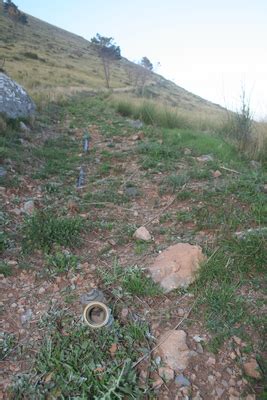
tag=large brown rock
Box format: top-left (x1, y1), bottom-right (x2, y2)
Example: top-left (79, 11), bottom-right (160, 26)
top-left (157, 330), bottom-right (191, 371)
top-left (148, 243), bottom-right (205, 292)
top-left (243, 359), bottom-right (261, 379)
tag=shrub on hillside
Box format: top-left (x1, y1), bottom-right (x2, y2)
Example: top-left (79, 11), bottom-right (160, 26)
top-left (223, 90), bottom-right (253, 150)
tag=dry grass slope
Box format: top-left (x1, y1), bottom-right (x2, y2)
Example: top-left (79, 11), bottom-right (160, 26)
top-left (0, 0), bottom-right (224, 115)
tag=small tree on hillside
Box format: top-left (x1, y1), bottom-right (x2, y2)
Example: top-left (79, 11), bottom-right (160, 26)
top-left (138, 56), bottom-right (154, 95)
top-left (91, 33), bottom-right (121, 88)
top-left (141, 56), bottom-right (153, 71)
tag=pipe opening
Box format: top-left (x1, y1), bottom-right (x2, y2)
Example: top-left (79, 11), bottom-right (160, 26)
top-left (83, 302), bottom-right (110, 328)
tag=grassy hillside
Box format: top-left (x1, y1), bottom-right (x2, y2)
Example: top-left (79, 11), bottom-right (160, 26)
top-left (0, 0), bottom-right (225, 116)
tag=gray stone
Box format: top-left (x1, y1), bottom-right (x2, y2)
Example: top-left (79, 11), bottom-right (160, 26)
top-left (196, 343), bottom-right (204, 353)
top-left (208, 375), bottom-right (216, 385)
top-left (193, 335), bottom-right (205, 343)
top-left (21, 309), bottom-right (33, 324)
top-left (0, 167), bottom-right (7, 177)
top-left (155, 356), bottom-right (161, 365)
top-left (20, 121), bottom-right (30, 132)
top-left (175, 374), bottom-right (191, 387)
top-left (216, 387), bottom-right (225, 397)
top-left (196, 154), bottom-right (214, 162)
top-left (158, 367), bottom-right (174, 382)
top-left (184, 148), bottom-right (192, 155)
top-left (235, 227), bottom-right (267, 239)
top-left (250, 160), bottom-right (261, 169)
top-left (128, 119), bottom-right (143, 129)
top-left (0, 73), bottom-right (36, 119)
top-left (80, 288), bottom-right (106, 305)
top-left (23, 200), bottom-right (35, 215)
top-left (125, 186), bottom-right (139, 197)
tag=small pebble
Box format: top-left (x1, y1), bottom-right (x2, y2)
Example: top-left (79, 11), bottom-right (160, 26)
top-left (175, 374), bottom-right (191, 387)
top-left (207, 356), bottom-right (216, 366)
top-left (155, 356), bottom-right (161, 365)
top-left (196, 343), bottom-right (204, 353)
top-left (177, 308), bottom-right (184, 317)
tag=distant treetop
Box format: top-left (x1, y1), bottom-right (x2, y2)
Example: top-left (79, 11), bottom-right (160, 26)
top-left (141, 56), bottom-right (153, 71)
top-left (91, 33), bottom-right (121, 60)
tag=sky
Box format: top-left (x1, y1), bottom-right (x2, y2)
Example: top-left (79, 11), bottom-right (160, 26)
top-left (15, 0), bottom-right (267, 119)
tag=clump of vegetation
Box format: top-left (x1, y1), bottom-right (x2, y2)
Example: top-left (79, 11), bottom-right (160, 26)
top-left (160, 173), bottom-right (190, 194)
top-left (101, 261), bottom-right (162, 297)
top-left (22, 52), bottom-right (38, 60)
top-left (22, 211), bottom-right (83, 253)
top-left (220, 89), bottom-right (267, 160)
top-left (32, 136), bottom-right (80, 179)
top-left (0, 261), bottom-right (13, 276)
top-left (116, 98), bottom-right (188, 129)
top-left (194, 231), bottom-right (267, 351)
top-left (11, 321), bottom-right (146, 399)
top-left (0, 332), bottom-right (16, 360)
top-left (45, 251), bottom-right (79, 274)
top-left (222, 90), bottom-right (253, 149)
top-left (0, 230), bottom-right (10, 254)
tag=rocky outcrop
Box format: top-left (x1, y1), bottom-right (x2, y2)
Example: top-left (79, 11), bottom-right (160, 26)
top-left (0, 73), bottom-right (36, 119)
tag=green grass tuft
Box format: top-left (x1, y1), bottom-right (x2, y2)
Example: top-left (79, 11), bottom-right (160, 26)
top-left (0, 262), bottom-right (13, 277)
top-left (22, 211), bottom-right (83, 253)
top-left (100, 262), bottom-right (162, 297)
top-left (45, 251), bottom-right (79, 274)
top-left (11, 322), bottom-right (145, 399)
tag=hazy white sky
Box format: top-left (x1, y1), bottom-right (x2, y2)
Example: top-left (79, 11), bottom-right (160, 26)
top-left (15, 0), bottom-right (267, 119)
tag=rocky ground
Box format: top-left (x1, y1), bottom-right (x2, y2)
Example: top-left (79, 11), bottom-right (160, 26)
top-left (0, 95), bottom-right (266, 399)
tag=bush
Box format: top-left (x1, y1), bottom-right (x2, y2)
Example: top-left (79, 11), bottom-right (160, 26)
top-left (222, 89), bottom-right (253, 151)
top-left (22, 52), bottom-right (39, 60)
